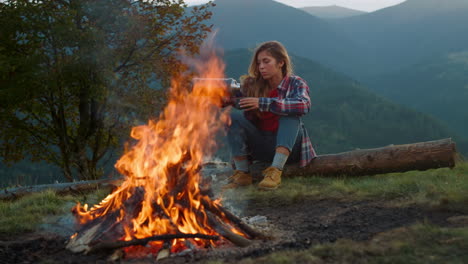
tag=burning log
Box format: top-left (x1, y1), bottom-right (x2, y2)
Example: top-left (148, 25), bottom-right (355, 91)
top-left (67, 187), bottom-right (146, 253)
top-left (86, 233), bottom-right (219, 254)
top-left (67, 187), bottom-right (257, 255)
top-left (66, 179), bottom-right (242, 251)
top-left (283, 138), bottom-right (458, 177)
top-left (206, 212), bottom-right (252, 247)
top-left (201, 198), bottom-right (268, 240)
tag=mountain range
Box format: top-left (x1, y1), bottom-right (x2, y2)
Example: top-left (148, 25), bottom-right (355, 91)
top-left (366, 51), bottom-right (468, 137)
top-left (208, 0), bottom-right (468, 77)
top-left (332, 0), bottom-right (468, 77)
top-left (207, 0), bottom-right (360, 75)
top-left (301, 5), bottom-right (365, 19)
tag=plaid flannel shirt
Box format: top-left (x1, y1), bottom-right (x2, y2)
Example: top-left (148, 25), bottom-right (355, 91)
top-left (258, 75), bottom-right (317, 167)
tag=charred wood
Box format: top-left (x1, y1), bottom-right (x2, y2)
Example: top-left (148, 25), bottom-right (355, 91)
top-left (86, 233), bottom-right (219, 254)
top-left (202, 199), bottom-right (267, 240)
top-left (67, 187), bottom-right (146, 252)
top-left (206, 212), bottom-right (252, 247)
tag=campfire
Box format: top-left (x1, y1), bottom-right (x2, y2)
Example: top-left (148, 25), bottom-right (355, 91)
top-left (66, 49), bottom-right (262, 258)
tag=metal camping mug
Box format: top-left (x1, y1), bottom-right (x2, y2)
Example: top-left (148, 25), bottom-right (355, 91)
top-left (192, 78), bottom-right (243, 109)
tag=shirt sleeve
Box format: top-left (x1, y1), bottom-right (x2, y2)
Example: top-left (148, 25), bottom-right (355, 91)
top-left (258, 77), bottom-right (311, 116)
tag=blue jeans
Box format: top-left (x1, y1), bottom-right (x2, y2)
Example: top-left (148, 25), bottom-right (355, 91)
top-left (227, 111), bottom-right (302, 163)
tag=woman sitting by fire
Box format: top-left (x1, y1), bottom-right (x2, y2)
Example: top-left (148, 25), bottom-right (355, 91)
top-left (224, 41), bottom-right (316, 190)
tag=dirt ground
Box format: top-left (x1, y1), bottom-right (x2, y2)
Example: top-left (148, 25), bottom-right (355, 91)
top-left (0, 196), bottom-right (464, 264)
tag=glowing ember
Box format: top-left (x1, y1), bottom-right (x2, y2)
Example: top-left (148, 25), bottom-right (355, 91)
top-left (67, 48), bottom-right (251, 258)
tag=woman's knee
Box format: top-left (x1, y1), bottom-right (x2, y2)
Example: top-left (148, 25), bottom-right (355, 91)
top-left (230, 111), bottom-right (244, 124)
top-left (278, 116), bottom-right (300, 127)
top-left (278, 116), bottom-right (301, 136)
top-left (228, 112), bottom-right (244, 132)
top-left (229, 111), bottom-right (255, 131)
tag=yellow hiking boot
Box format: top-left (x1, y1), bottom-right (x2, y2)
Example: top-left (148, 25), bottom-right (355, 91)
top-left (222, 170), bottom-right (252, 189)
top-left (258, 167), bottom-right (282, 190)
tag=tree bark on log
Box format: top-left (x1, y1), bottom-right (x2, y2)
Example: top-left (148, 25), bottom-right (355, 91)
top-left (284, 138), bottom-right (457, 177)
top-left (0, 178), bottom-right (123, 200)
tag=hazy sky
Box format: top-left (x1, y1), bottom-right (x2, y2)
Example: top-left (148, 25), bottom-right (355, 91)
top-left (185, 0), bottom-right (407, 12)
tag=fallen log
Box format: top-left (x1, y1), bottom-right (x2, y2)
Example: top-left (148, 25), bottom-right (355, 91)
top-left (0, 178), bottom-right (123, 200)
top-left (284, 138), bottom-right (458, 177)
top-left (0, 161), bottom-right (213, 200)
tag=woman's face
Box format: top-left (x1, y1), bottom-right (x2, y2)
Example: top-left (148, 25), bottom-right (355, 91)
top-left (257, 50), bottom-right (284, 81)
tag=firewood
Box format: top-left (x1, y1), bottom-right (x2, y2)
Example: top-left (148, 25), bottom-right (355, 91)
top-left (168, 167), bottom-right (202, 197)
top-left (202, 198), bottom-right (267, 240)
top-left (215, 204), bottom-right (269, 239)
top-left (206, 212), bottom-right (252, 247)
top-left (86, 233), bottom-right (219, 254)
top-left (120, 186), bottom-right (145, 227)
top-left (68, 209), bottom-right (124, 254)
top-left (66, 221), bottom-right (104, 253)
top-left (68, 186), bottom-right (146, 253)
top-left (151, 201), bottom-right (179, 230)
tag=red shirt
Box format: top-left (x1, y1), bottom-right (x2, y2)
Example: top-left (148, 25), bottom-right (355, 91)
top-left (258, 89), bottom-right (279, 131)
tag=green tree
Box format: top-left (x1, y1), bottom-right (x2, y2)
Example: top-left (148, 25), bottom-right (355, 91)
top-left (0, 0), bottom-right (214, 181)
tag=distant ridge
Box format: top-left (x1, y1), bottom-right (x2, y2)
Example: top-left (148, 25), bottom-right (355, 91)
top-left (207, 0), bottom-right (361, 79)
top-left (332, 0), bottom-right (468, 76)
top-left (366, 51), bottom-right (468, 138)
top-left (301, 5), bottom-right (366, 19)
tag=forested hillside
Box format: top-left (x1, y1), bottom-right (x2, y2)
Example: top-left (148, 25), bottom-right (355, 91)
top-left (366, 51), bottom-right (468, 138)
top-left (332, 0), bottom-right (468, 77)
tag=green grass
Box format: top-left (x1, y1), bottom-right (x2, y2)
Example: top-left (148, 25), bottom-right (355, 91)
top-left (233, 223), bottom-right (468, 264)
top-left (223, 162), bottom-right (468, 212)
top-left (0, 188), bottom-right (112, 235)
top-left (0, 190), bottom-right (72, 234)
top-left (1, 162), bottom-right (467, 263)
top-left (213, 162), bottom-right (468, 263)
top-left (312, 223), bottom-right (468, 264)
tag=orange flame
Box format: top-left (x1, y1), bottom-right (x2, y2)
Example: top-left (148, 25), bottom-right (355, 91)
top-left (72, 48), bottom-right (237, 257)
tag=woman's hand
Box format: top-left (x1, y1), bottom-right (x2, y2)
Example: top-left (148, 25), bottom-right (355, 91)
top-left (239, 97), bottom-right (260, 111)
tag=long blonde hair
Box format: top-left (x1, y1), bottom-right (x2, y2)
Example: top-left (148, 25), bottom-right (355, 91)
top-left (243, 41), bottom-right (293, 98)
